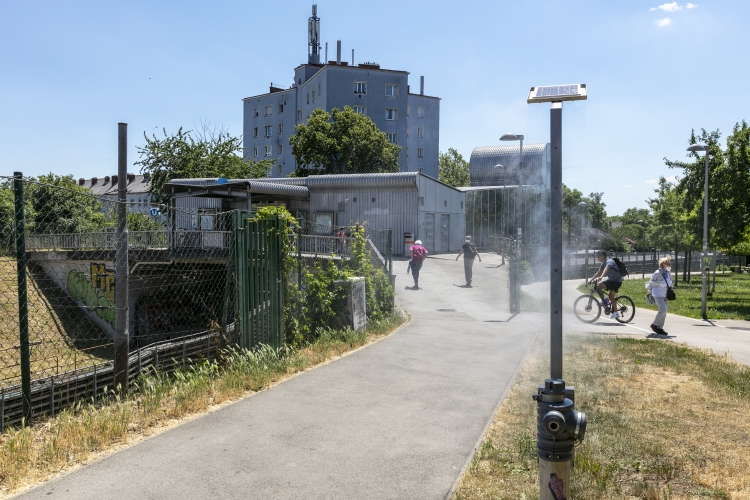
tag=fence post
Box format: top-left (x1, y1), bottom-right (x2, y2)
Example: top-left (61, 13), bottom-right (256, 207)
top-left (114, 123), bottom-right (130, 394)
top-left (387, 228), bottom-right (393, 276)
top-left (297, 225), bottom-right (302, 285)
top-left (13, 172), bottom-right (32, 425)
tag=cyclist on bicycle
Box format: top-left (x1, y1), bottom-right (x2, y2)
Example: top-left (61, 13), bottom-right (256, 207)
top-left (588, 250), bottom-right (623, 319)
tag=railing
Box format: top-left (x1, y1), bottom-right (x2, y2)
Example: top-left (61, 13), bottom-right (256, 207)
top-left (293, 235), bottom-right (353, 259)
top-left (26, 230), bottom-right (232, 252)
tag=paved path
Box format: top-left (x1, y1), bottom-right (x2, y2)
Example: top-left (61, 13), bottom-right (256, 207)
top-left (523, 279), bottom-right (750, 366)
top-left (16, 252), bottom-right (541, 500)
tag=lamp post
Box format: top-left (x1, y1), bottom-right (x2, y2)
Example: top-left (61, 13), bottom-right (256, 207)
top-left (687, 143), bottom-right (711, 318)
top-left (494, 164), bottom-right (506, 265)
top-left (638, 220), bottom-right (647, 279)
top-left (500, 134), bottom-right (524, 240)
top-left (578, 202), bottom-right (589, 278)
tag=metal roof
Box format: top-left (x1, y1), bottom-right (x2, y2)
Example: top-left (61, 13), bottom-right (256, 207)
top-left (164, 180), bottom-right (309, 198)
top-left (79, 174), bottom-right (151, 195)
top-left (470, 143), bottom-right (550, 188)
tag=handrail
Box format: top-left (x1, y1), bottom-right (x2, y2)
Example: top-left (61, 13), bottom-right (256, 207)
top-left (26, 230), bottom-right (232, 251)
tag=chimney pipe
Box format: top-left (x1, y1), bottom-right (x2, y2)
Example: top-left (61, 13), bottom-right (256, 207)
top-left (337, 40), bottom-right (341, 65)
top-left (420, 76), bottom-right (424, 95)
top-left (352, 49), bottom-right (354, 66)
top-left (79, 178), bottom-right (85, 186)
top-left (325, 42), bottom-right (328, 63)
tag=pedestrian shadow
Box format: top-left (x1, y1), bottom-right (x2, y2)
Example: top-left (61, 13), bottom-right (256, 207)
top-left (404, 286), bottom-right (421, 291)
top-left (453, 284), bottom-right (476, 288)
top-left (484, 313), bottom-right (518, 323)
top-left (646, 333), bottom-right (676, 340)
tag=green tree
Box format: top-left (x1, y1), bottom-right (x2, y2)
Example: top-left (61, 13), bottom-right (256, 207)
top-left (584, 192), bottom-right (607, 230)
top-left (438, 148), bottom-right (470, 187)
top-left (136, 127), bottom-right (275, 205)
top-left (619, 207), bottom-right (653, 227)
top-left (563, 184), bottom-right (584, 247)
top-left (289, 106), bottom-right (400, 176)
top-left (647, 176), bottom-right (688, 253)
top-left (27, 174), bottom-right (106, 234)
top-left (612, 224), bottom-right (646, 250)
top-left (126, 211), bottom-right (164, 231)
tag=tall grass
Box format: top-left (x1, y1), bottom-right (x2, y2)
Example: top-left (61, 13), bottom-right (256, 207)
top-left (0, 312), bottom-right (406, 495)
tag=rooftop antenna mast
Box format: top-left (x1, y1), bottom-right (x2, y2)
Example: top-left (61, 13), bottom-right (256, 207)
top-left (308, 4), bottom-right (321, 64)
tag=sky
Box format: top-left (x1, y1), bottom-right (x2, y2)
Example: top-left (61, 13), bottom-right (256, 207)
top-left (1, 0), bottom-right (747, 215)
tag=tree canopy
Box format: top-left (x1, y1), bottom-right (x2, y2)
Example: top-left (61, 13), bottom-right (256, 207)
top-left (438, 148), bottom-right (470, 187)
top-left (562, 185), bottom-right (608, 247)
top-left (136, 127), bottom-right (274, 205)
top-left (289, 106), bottom-right (400, 176)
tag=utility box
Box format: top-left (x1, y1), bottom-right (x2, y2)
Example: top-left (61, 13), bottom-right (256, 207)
top-left (334, 277), bottom-right (366, 331)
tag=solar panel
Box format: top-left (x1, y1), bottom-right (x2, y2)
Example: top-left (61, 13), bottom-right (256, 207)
top-left (527, 84), bottom-right (587, 103)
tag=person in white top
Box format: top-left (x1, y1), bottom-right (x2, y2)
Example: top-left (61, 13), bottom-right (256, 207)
top-left (645, 257), bottom-right (673, 335)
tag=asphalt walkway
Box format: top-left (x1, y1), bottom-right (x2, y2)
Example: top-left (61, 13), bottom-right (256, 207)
top-left (523, 279), bottom-right (750, 366)
top-left (15, 252), bottom-right (541, 500)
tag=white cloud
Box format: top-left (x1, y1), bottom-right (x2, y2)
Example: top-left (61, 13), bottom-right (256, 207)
top-left (657, 17), bottom-right (673, 26)
top-left (650, 2), bottom-right (682, 11)
top-left (686, 3), bottom-right (697, 8)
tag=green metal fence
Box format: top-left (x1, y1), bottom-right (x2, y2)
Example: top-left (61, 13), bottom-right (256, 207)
top-left (234, 212), bottom-right (284, 350)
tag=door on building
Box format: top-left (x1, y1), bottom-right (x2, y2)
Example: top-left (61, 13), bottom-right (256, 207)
top-left (440, 214), bottom-right (450, 252)
top-left (424, 213), bottom-right (435, 252)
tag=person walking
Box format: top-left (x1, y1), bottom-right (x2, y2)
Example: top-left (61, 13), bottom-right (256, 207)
top-left (455, 236), bottom-right (481, 287)
top-left (646, 257), bottom-right (673, 335)
top-left (409, 239), bottom-right (428, 289)
top-left (588, 250), bottom-right (623, 319)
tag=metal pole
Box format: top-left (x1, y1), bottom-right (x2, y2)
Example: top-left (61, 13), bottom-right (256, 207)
top-left (13, 172), bottom-right (32, 424)
top-left (114, 123), bottom-right (130, 393)
top-left (549, 102), bottom-right (563, 380)
top-left (501, 178), bottom-right (506, 265)
top-left (387, 228), bottom-right (393, 276)
top-left (701, 151), bottom-right (709, 318)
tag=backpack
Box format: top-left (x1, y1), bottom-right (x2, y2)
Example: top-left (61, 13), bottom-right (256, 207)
top-left (411, 245), bottom-right (426, 263)
top-left (612, 257), bottom-right (628, 277)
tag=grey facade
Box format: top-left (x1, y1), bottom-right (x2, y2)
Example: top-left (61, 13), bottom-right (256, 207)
top-left (469, 144), bottom-right (551, 188)
top-left (242, 6), bottom-right (440, 179)
top-left (167, 172), bottom-right (464, 256)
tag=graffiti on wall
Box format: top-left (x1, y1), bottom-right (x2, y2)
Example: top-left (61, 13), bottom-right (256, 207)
top-left (67, 263), bottom-right (115, 325)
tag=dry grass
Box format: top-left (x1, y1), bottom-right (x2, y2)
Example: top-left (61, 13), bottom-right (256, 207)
top-left (0, 257), bottom-right (108, 385)
top-left (0, 312), bottom-right (406, 497)
top-left (455, 333), bottom-right (750, 499)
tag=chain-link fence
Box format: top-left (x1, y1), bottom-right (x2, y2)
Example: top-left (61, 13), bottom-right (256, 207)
top-left (0, 174), bottom-right (239, 429)
top-left (296, 219), bottom-right (392, 272)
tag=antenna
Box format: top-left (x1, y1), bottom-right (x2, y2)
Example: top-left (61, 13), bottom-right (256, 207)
top-left (308, 4), bottom-right (321, 64)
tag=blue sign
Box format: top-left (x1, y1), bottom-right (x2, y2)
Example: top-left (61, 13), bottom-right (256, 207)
top-left (149, 207), bottom-right (160, 217)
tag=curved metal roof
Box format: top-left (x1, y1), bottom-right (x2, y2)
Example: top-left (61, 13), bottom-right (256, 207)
top-left (305, 172), bottom-right (419, 190)
top-left (164, 180), bottom-right (309, 198)
top-left (470, 143), bottom-right (550, 188)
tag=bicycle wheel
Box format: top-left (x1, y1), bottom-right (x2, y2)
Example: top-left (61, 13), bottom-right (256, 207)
top-left (614, 295), bottom-right (636, 323)
top-left (573, 295), bottom-right (602, 323)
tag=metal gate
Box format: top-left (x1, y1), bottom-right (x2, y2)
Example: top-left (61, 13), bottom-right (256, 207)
top-left (440, 214), bottom-right (450, 252)
top-left (234, 213), bottom-right (284, 350)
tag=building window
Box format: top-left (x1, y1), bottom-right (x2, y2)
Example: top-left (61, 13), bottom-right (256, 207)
top-left (418, 147), bottom-right (424, 158)
top-left (265, 125), bottom-right (272, 137)
top-left (444, 201), bottom-right (448, 207)
top-left (279, 103), bottom-right (285, 113)
top-left (385, 108), bottom-right (397, 121)
top-left (254, 107), bottom-right (258, 118)
top-left (354, 81), bottom-right (366, 94)
top-left (371, 197), bottom-right (376, 203)
top-left (387, 132), bottom-right (397, 144)
top-left (460, 201), bottom-right (464, 209)
top-left (418, 127), bottom-right (424, 138)
top-left (406, 147), bottom-right (409, 157)
top-left (337, 202), bottom-right (346, 213)
top-left (278, 123), bottom-right (284, 135)
top-left (418, 106), bottom-right (424, 118)
top-left (312, 88), bottom-right (316, 101)
top-left (385, 84), bottom-right (398, 97)
top-left (318, 83), bottom-right (321, 94)
top-left (420, 197), bottom-right (424, 206)
top-left (406, 126), bottom-right (410, 137)
top-left (278, 144), bottom-right (283, 155)
top-left (265, 146), bottom-right (272, 157)
top-left (353, 106), bottom-right (366, 115)
top-left (307, 93), bottom-right (310, 104)
top-left (278, 164), bottom-right (283, 176)
top-left (253, 127), bottom-right (258, 138)
top-left (406, 105), bottom-right (410, 117)
top-left (253, 146), bottom-right (258, 157)
top-left (297, 109), bottom-right (302, 120)
top-left (265, 105), bottom-right (272, 117)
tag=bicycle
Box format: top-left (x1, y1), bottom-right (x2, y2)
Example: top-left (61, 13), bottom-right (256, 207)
top-left (573, 280), bottom-right (636, 324)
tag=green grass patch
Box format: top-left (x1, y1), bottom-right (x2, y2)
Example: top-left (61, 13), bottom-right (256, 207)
top-left (576, 272), bottom-right (750, 320)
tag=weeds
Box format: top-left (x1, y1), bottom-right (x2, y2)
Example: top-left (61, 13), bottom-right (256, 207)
top-left (0, 311), bottom-right (405, 496)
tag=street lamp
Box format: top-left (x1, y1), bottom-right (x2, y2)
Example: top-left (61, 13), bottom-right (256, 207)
top-left (687, 143), bottom-right (711, 318)
top-left (500, 134), bottom-right (524, 241)
top-left (637, 220), bottom-right (648, 279)
top-left (578, 202), bottom-right (589, 278)
top-left (494, 164), bottom-right (506, 265)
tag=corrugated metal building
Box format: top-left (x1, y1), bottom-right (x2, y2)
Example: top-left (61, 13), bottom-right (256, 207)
top-left (469, 143), bottom-right (550, 188)
top-left (165, 172), bottom-right (464, 255)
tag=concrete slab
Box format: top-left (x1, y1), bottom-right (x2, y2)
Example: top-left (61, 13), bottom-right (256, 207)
top-left (15, 252), bottom-right (541, 500)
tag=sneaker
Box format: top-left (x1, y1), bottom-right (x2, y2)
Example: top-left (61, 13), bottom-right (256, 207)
top-left (610, 311), bottom-right (620, 320)
top-left (657, 328), bottom-right (668, 335)
top-left (645, 294), bottom-right (654, 306)
top-left (650, 324), bottom-right (659, 334)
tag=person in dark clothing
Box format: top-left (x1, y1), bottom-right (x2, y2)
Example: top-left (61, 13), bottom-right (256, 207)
top-left (455, 236), bottom-right (481, 286)
top-left (409, 239), bottom-right (428, 289)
